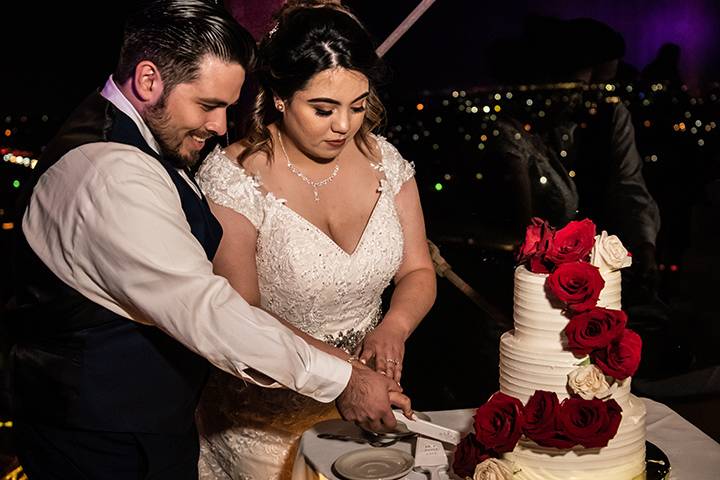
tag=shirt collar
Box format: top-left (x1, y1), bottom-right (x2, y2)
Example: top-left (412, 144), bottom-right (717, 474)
top-left (100, 75), bottom-right (161, 155)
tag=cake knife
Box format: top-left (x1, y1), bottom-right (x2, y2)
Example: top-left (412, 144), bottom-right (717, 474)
top-left (392, 410), bottom-right (461, 445)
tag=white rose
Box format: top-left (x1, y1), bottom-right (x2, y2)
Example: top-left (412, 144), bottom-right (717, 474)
top-left (568, 364), bottom-right (613, 400)
top-left (590, 231), bottom-right (632, 273)
top-left (472, 458), bottom-right (514, 480)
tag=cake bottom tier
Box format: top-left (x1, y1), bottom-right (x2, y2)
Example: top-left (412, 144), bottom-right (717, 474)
top-left (498, 331), bottom-right (647, 479)
top-left (503, 391), bottom-right (647, 480)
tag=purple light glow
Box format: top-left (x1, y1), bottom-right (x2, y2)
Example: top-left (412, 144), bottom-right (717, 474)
top-left (538, 0), bottom-right (719, 91)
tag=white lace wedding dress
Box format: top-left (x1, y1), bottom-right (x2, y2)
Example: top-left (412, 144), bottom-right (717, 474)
top-left (194, 136), bottom-right (415, 479)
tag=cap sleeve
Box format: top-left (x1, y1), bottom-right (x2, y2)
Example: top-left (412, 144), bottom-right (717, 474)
top-left (375, 135), bottom-right (415, 195)
top-left (196, 146), bottom-right (264, 228)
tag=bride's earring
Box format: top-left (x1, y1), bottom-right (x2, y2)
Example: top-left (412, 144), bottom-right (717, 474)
top-left (276, 102), bottom-right (285, 112)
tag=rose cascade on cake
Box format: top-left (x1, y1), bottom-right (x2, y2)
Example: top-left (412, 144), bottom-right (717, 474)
top-left (452, 218), bottom-right (646, 480)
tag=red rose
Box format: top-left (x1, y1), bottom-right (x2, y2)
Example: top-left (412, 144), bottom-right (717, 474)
top-left (452, 433), bottom-right (495, 478)
top-left (529, 255), bottom-right (552, 274)
top-left (522, 390), bottom-right (558, 439)
top-left (474, 392), bottom-right (525, 453)
top-left (517, 218), bottom-right (554, 273)
top-left (592, 329), bottom-right (642, 380)
top-left (545, 219), bottom-right (596, 265)
top-left (546, 262), bottom-right (604, 312)
top-left (522, 390), bottom-right (576, 448)
top-left (564, 307), bottom-right (628, 355)
top-left (558, 398), bottom-right (623, 448)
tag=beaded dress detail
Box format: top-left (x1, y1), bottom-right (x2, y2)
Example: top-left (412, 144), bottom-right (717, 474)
top-left (194, 135), bottom-right (414, 479)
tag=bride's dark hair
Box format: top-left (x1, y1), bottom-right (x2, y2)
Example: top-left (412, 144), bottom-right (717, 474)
top-left (236, 1), bottom-right (387, 165)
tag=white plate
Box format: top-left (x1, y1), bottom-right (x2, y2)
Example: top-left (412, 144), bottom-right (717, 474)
top-left (360, 411), bottom-right (432, 439)
top-left (333, 447), bottom-right (415, 480)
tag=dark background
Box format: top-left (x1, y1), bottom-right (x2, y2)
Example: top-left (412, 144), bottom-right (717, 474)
top-left (4, 0), bottom-right (720, 111)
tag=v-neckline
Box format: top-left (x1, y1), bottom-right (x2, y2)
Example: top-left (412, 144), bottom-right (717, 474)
top-left (215, 145), bottom-right (388, 257)
top-left (279, 185), bottom-right (386, 257)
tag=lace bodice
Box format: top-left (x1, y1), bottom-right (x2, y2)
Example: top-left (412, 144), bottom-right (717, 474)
top-left (196, 135), bottom-right (414, 352)
top-left (195, 136), bottom-right (414, 480)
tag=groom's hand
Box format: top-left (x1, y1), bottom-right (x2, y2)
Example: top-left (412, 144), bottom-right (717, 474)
top-left (336, 362), bottom-right (412, 433)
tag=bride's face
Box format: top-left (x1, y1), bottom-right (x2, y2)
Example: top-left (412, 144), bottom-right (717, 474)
top-left (279, 67), bottom-right (369, 161)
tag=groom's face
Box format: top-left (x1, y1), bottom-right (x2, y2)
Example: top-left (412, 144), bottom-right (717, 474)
top-left (146, 55), bottom-right (246, 168)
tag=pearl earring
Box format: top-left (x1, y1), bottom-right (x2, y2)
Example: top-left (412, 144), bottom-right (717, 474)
top-left (276, 103), bottom-right (284, 112)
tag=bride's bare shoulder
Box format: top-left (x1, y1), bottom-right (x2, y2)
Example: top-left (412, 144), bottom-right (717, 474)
top-left (224, 141), bottom-right (272, 176)
top-left (363, 133), bottom-right (383, 163)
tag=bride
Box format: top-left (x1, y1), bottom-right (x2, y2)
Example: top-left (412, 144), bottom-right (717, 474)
top-left (195, 2), bottom-right (436, 478)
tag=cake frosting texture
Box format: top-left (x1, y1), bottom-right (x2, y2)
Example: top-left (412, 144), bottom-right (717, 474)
top-left (498, 266), bottom-right (646, 480)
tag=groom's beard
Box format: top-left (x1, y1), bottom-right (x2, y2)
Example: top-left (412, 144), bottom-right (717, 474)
top-left (144, 99), bottom-right (211, 169)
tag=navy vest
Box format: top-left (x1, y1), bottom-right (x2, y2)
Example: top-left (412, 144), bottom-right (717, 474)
top-left (8, 92), bottom-right (223, 433)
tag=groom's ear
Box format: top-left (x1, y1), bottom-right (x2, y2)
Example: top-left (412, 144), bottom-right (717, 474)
top-left (132, 60), bottom-right (164, 104)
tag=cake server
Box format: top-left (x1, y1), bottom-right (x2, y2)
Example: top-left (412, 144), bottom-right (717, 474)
top-left (414, 436), bottom-right (451, 480)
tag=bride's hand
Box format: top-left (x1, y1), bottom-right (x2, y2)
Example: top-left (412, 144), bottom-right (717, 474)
top-left (357, 322), bottom-right (408, 383)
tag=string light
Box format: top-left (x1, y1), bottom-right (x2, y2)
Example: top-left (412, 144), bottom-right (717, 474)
top-left (12, 80), bottom-right (712, 207)
top-left (2, 148), bottom-right (39, 169)
top-left (384, 81), bottom-right (716, 194)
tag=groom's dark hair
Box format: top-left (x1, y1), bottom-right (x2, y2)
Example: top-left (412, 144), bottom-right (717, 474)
top-left (114, 0), bottom-right (256, 93)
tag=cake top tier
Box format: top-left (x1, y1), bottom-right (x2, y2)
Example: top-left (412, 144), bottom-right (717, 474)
top-left (516, 218), bottom-right (632, 276)
top-left (513, 265), bottom-right (622, 345)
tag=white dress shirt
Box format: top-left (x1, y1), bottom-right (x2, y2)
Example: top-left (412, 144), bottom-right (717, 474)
top-left (21, 76), bottom-right (351, 403)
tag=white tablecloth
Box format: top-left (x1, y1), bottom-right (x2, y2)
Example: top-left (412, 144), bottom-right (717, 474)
top-left (298, 398), bottom-right (720, 479)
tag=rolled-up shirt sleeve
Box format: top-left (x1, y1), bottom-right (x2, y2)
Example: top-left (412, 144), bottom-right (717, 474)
top-left (22, 142), bottom-right (351, 403)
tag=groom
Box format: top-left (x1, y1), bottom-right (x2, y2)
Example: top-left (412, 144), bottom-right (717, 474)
top-left (7, 1), bottom-right (408, 478)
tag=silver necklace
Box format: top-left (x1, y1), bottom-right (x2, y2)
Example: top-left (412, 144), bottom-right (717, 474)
top-left (278, 130), bottom-right (340, 202)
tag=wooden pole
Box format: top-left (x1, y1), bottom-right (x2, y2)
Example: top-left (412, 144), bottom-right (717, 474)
top-left (428, 241), bottom-right (512, 329)
top-left (376, 0), bottom-right (436, 58)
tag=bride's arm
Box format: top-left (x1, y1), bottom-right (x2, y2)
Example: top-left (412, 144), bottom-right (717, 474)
top-left (208, 200), bottom-right (353, 361)
top-left (357, 178), bottom-right (437, 382)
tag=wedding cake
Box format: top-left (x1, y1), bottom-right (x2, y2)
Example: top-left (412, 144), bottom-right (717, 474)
top-left (453, 219), bottom-right (646, 480)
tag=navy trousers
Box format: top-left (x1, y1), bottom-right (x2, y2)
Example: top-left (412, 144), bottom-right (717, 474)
top-left (13, 420), bottom-right (199, 479)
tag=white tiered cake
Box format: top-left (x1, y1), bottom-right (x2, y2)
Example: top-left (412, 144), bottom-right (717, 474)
top-left (451, 220), bottom-right (646, 480)
top-left (498, 266), bottom-right (646, 480)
